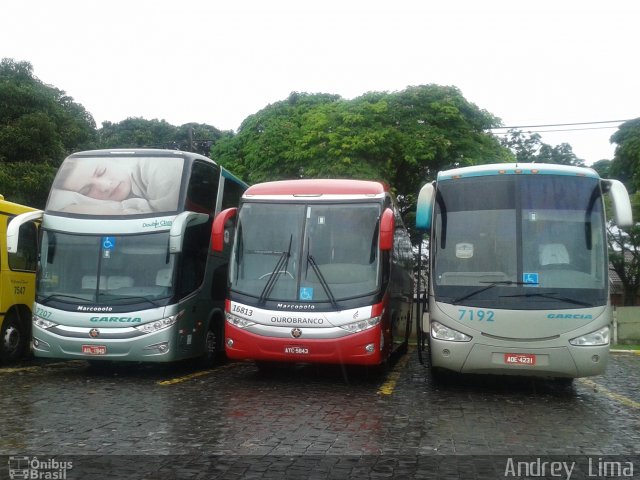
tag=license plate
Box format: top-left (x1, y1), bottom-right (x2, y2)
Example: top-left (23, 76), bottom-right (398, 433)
top-left (82, 345), bottom-right (107, 355)
top-left (504, 353), bottom-right (536, 365)
top-left (284, 346), bottom-right (309, 355)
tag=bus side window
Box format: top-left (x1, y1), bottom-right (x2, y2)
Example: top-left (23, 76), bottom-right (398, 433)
top-left (9, 221), bottom-right (37, 272)
top-left (221, 178), bottom-right (245, 211)
top-left (186, 161), bottom-right (220, 214)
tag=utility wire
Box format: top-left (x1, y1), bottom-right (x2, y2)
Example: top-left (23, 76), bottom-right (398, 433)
top-left (489, 119), bottom-right (632, 130)
top-left (491, 125), bottom-right (621, 135)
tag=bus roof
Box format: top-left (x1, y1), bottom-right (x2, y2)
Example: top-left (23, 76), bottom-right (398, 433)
top-left (438, 163), bottom-right (600, 180)
top-left (221, 168), bottom-right (249, 188)
top-left (68, 148), bottom-right (211, 160)
top-left (244, 179), bottom-right (387, 198)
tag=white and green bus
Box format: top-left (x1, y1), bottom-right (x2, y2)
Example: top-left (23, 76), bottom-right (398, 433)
top-left (7, 149), bottom-right (246, 364)
top-left (416, 163), bottom-right (632, 379)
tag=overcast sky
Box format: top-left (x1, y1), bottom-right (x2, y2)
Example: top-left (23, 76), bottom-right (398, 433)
top-left (2, 0), bottom-right (638, 165)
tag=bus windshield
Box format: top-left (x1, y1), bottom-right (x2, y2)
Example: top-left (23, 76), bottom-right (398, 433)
top-left (433, 174), bottom-right (607, 309)
top-left (38, 231), bottom-right (175, 307)
top-left (230, 202), bottom-right (381, 303)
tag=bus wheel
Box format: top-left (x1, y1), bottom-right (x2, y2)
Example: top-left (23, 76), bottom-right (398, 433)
top-left (202, 321), bottom-right (223, 368)
top-left (0, 316), bottom-right (26, 364)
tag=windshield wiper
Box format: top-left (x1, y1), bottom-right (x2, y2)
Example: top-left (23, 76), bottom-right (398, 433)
top-left (38, 294), bottom-right (92, 305)
top-left (258, 235), bottom-right (292, 306)
top-left (307, 254), bottom-right (338, 309)
top-left (97, 295), bottom-right (162, 308)
top-left (499, 292), bottom-right (592, 307)
top-left (452, 281), bottom-right (535, 305)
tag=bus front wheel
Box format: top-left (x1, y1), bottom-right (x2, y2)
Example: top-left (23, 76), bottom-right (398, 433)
top-left (0, 315), bottom-right (26, 364)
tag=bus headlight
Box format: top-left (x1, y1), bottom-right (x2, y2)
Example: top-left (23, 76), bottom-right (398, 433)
top-left (569, 326), bottom-right (609, 346)
top-left (33, 316), bottom-right (57, 329)
top-left (225, 312), bottom-right (256, 329)
top-left (339, 315), bottom-right (381, 333)
top-left (135, 311), bottom-right (182, 334)
top-left (431, 321), bottom-right (472, 342)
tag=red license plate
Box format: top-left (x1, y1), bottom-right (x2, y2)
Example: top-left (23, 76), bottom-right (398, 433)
top-left (504, 353), bottom-right (536, 365)
top-left (82, 345), bottom-right (107, 355)
top-left (284, 346), bottom-right (309, 355)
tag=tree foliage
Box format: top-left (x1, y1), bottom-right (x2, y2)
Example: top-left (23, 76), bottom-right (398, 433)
top-left (609, 118), bottom-right (640, 192)
top-left (97, 118), bottom-right (228, 157)
top-left (591, 159), bottom-right (611, 179)
top-left (605, 119), bottom-right (640, 305)
top-left (211, 85), bottom-right (510, 217)
top-left (0, 162), bottom-right (56, 209)
top-left (607, 192), bottom-right (640, 306)
top-left (0, 58), bottom-right (98, 207)
top-left (0, 58), bottom-right (97, 165)
top-left (499, 129), bottom-right (585, 166)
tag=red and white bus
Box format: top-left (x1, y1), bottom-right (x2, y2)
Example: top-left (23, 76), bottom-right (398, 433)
top-left (212, 179), bottom-right (414, 366)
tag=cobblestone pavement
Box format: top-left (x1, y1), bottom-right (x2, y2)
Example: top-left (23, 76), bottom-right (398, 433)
top-left (0, 350), bottom-right (638, 479)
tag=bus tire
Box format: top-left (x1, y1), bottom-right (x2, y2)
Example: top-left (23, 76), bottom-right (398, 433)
top-left (0, 314), bottom-right (27, 364)
top-left (201, 319), bottom-right (224, 368)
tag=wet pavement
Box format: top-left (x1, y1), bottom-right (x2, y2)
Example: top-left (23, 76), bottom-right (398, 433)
top-left (0, 349), bottom-right (638, 478)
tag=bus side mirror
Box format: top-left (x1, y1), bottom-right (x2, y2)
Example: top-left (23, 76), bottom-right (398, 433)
top-left (169, 211), bottom-right (209, 253)
top-left (603, 179), bottom-right (633, 228)
top-left (212, 208), bottom-right (237, 252)
top-left (380, 208), bottom-right (395, 251)
top-left (7, 210), bottom-right (43, 253)
top-left (416, 183), bottom-right (435, 231)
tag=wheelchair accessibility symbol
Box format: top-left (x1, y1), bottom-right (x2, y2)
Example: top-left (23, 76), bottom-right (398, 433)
top-left (102, 236), bottom-right (116, 250)
top-left (523, 272), bottom-right (539, 286)
top-left (299, 287), bottom-right (314, 300)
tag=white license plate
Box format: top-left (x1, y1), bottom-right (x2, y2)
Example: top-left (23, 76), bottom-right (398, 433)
top-left (82, 345), bottom-right (107, 355)
top-left (504, 353), bottom-right (536, 365)
top-left (284, 346), bottom-right (309, 355)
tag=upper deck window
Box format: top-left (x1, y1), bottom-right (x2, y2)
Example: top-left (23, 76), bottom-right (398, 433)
top-left (46, 156), bottom-right (185, 216)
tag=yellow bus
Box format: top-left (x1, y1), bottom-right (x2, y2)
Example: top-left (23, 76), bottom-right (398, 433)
top-left (0, 195), bottom-right (39, 363)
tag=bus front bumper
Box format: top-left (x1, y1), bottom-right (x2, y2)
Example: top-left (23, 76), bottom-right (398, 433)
top-left (225, 323), bottom-right (384, 366)
top-left (430, 338), bottom-right (609, 378)
top-left (32, 323), bottom-right (181, 362)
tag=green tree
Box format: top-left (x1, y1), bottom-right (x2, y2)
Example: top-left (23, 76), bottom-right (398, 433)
top-left (212, 92), bottom-right (342, 182)
top-left (499, 130), bottom-right (541, 162)
top-left (537, 142), bottom-right (584, 166)
top-left (606, 119), bottom-right (640, 305)
top-left (211, 85), bottom-right (509, 219)
top-left (0, 162), bottom-right (56, 209)
top-left (607, 192), bottom-right (640, 306)
top-left (609, 118), bottom-right (640, 192)
top-left (0, 58), bottom-right (97, 207)
top-left (98, 117), bottom-right (176, 150)
top-left (0, 58), bottom-right (96, 164)
top-left (500, 129), bottom-right (584, 166)
top-left (98, 118), bottom-right (226, 156)
top-left (591, 159), bottom-right (611, 179)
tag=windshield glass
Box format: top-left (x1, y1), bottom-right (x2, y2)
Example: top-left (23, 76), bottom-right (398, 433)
top-left (433, 174), bottom-right (607, 309)
top-left (38, 230), bottom-right (175, 306)
top-left (230, 202), bottom-right (381, 303)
